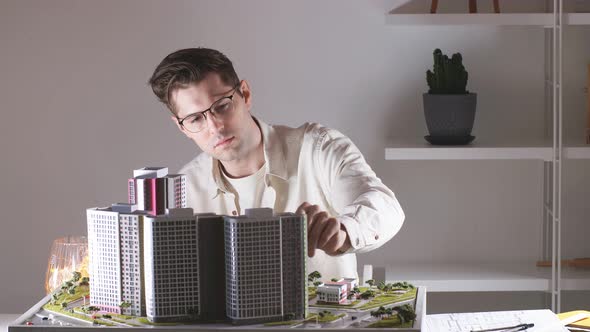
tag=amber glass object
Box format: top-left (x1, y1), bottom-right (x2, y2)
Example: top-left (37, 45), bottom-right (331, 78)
top-left (44, 236), bottom-right (89, 294)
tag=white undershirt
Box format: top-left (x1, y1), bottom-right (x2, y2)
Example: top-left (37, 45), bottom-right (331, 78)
top-left (223, 163), bottom-right (267, 213)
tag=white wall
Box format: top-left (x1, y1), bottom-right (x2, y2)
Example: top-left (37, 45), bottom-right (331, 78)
top-left (1, 0), bottom-right (589, 313)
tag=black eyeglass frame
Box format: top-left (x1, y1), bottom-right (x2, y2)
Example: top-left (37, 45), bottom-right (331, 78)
top-left (176, 83), bottom-right (241, 133)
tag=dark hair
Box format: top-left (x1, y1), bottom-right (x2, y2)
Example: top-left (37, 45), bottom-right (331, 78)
top-left (148, 48), bottom-right (240, 112)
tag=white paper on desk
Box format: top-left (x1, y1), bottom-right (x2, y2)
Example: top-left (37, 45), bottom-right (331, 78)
top-left (424, 309), bottom-right (568, 332)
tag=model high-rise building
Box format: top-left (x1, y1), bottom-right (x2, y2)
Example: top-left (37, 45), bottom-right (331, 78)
top-left (88, 167), bottom-right (187, 316)
top-left (87, 203), bottom-right (147, 316)
top-left (195, 213), bottom-right (227, 322)
top-left (166, 174), bottom-right (186, 209)
top-left (225, 208), bottom-right (307, 324)
top-left (143, 208), bottom-right (201, 322)
top-left (87, 167), bottom-right (307, 325)
top-left (127, 167), bottom-right (186, 215)
top-left (117, 205), bottom-right (146, 316)
top-left (142, 211), bottom-right (228, 323)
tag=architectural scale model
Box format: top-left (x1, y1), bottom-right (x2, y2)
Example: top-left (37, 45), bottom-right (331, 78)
top-left (9, 166), bottom-right (423, 331)
top-left (86, 167), bottom-right (307, 324)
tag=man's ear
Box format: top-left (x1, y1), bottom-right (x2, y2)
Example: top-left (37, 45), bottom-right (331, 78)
top-left (171, 116), bottom-right (191, 138)
top-left (240, 80), bottom-right (253, 111)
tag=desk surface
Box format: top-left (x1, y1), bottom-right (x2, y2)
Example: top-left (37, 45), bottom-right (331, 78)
top-left (2, 311), bottom-right (573, 332)
top-left (1, 315), bottom-right (19, 332)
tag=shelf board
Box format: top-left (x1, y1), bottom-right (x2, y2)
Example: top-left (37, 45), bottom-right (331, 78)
top-left (385, 262), bottom-right (590, 292)
top-left (385, 13), bottom-right (590, 26)
top-left (385, 137), bottom-right (590, 161)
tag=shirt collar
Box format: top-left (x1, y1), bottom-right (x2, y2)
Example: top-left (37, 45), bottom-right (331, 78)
top-left (210, 116), bottom-right (288, 199)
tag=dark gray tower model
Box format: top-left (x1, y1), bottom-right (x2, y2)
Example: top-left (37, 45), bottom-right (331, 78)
top-left (143, 209), bottom-right (200, 323)
top-left (278, 211), bottom-right (308, 321)
top-left (224, 208), bottom-right (307, 325)
top-left (195, 213), bottom-right (227, 322)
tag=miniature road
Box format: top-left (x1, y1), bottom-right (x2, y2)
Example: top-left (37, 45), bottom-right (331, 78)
top-left (22, 308), bottom-right (92, 328)
top-left (301, 297), bottom-right (416, 328)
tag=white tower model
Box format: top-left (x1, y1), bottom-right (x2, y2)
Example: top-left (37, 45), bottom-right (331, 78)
top-left (87, 203), bottom-right (147, 316)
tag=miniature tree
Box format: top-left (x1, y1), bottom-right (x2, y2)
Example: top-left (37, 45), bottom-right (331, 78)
top-left (370, 306), bottom-right (387, 319)
top-left (313, 281), bottom-right (322, 287)
top-left (61, 302), bottom-right (68, 309)
top-left (360, 289), bottom-right (375, 299)
top-left (79, 277), bottom-right (89, 286)
top-left (71, 271), bottom-right (82, 282)
top-left (392, 281), bottom-right (415, 290)
top-left (393, 304), bottom-right (417, 324)
top-left (385, 307), bottom-right (393, 318)
top-left (308, 271), bottom-right (322, 285)
top-left (119, 301), bottom-right (132, 313)
top-left (331, 278), bottom-right (338, 282)
top-left (88, 306), bottom-right (101, 314)
top-left (377, 281), bottom-right (386, 290)
top-left (366, 279), bottom-right (375, 287)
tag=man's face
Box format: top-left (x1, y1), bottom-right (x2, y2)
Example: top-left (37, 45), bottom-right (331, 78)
top-left (170, 73), bottom-right (255, 162)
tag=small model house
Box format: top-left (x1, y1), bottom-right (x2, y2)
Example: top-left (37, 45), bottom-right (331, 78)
top-left (317, 283), bottom-right (348, 304)
top-left (316, 278), bottom-right (358, 304)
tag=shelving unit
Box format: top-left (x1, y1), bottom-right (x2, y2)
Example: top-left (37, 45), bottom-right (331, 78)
top-left (384, 1), bottom-right (590, 313)
top-left (385, 263), bottom-right (590, 292)
top-left (385, 13), bottom-right (590, 26)
top-left (385, 137), bottom-right (590, 161)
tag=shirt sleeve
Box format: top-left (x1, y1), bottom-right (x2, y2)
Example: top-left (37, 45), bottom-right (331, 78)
top-left (313, 127), bottom-right (405, 254)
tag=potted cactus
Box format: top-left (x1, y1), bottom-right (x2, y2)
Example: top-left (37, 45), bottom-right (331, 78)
top-left (423, 48), bottom-right (476, 145)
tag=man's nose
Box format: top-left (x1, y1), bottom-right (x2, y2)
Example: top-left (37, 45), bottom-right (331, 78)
top-left (206, 111), bottom-right (224, 134)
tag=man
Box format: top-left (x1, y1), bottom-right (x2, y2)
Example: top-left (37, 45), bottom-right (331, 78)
top-left (148, 47), bottom-right (404, 281)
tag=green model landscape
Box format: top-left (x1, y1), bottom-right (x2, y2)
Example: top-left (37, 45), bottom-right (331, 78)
top-left (40, 271), bottom-right (417, 329)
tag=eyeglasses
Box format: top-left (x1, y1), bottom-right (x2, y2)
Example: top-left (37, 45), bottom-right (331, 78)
top-left (176, 84), bottom-right (241, 133)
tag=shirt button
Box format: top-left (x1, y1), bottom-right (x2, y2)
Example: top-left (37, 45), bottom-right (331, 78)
top-left (375, 234), bottom-right (379, 240)
top-left (232, 210), bottom-right (237, 216)
top-left (355, 238), bottom-right (360, 245)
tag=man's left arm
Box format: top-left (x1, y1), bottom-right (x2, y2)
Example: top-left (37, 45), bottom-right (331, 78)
top-left (314, 127), bottom-right (405, 255)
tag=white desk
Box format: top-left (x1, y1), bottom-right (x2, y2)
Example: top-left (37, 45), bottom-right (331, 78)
top-left (2, 311), bottom-right (572, 331)
top-left (0, 315), bottom-right (19, 332)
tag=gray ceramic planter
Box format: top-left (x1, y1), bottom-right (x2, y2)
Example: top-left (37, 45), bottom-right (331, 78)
top-left (423, 93), bottom-right (477, 137)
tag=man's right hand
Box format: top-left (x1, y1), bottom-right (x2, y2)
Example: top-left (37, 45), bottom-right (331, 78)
top-left (295, 202), bottom-right (351, 257)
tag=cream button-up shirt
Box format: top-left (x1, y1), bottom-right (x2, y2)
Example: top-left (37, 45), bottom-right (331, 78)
top-left (179, 118), bottom-right (405, 282)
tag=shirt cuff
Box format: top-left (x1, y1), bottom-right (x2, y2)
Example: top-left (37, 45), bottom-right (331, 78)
top-left (338, 215), bottom-right (364, 252)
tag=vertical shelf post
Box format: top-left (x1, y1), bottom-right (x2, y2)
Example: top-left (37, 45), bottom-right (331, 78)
top-left (550, 0), bottom-right (564, 314)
